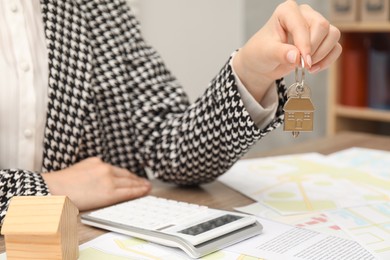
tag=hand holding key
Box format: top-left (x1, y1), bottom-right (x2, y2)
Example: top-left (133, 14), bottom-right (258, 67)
top-left (232, 0), bottom-right (342, 103)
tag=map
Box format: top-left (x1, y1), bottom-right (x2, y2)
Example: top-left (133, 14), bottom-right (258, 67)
top-left (327, 202), bottom-right (390, 260)
top-left (327, 147), bottom-right (390, 181)
top-left (218, 153), bottom-right (390, 215)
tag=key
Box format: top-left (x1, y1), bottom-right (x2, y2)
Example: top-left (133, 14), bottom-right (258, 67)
top-left (283, 57), bottom-right (315, 138)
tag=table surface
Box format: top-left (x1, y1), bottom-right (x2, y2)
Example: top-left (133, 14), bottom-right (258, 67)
top-left (1, 131), bottom-right (390, 253)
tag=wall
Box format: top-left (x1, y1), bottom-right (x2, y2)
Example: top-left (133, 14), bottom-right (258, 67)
top-left (128, 0), bottom-right (332, 156)
top-left (136, 0), bottom-right (245, 100)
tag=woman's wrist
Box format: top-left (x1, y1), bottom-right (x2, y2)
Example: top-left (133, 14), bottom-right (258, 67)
top-left (232, 50), bottom-right (274, 103)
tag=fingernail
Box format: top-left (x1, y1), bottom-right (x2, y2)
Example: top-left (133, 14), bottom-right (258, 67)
top-left (287, 50), bottom-right (297, 64)
top-left (306, 55), bottom-right (312, 68)
top-left (309, 65), bottom-right (320, 74)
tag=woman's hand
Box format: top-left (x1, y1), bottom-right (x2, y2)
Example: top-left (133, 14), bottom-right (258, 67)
top-left (41, 157), bottom-right (151, 211)
top-left (233, 0), bottom-right (342, 101)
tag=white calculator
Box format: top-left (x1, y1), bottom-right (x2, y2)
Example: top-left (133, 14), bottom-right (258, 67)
top-left (81, 196), bottom-right (262, 258)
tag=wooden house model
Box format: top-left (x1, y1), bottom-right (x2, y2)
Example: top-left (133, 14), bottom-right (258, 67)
top-left (283, 97), bottom-right (315, 131)
top-left (1, 196), bottom-right (79, 260)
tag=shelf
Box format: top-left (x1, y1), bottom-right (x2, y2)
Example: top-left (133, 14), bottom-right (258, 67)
top-left (327, 21), bottom-right (390, 135)
top-left (336, 106), bottom-right (390, 122)
top-left (334, 22), bottom-right (390, 32)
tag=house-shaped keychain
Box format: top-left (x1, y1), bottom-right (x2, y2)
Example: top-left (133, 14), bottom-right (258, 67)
top-left (283, 96), bottom-right (315, 132)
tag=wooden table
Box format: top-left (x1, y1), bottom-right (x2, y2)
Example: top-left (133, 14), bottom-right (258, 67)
top-left (1, 132), bottom-right (389, 253)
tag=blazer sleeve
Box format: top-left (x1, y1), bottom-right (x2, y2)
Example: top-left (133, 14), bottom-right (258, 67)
top-left (89, 1), bottom-right (288, 185)
top-left (139, 58), bottom-right (286, 185)
top-left (0, 170), bottom-right (49, 223)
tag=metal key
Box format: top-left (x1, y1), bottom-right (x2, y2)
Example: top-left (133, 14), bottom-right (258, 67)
top-left (283, 57), bottom-right (315, 138)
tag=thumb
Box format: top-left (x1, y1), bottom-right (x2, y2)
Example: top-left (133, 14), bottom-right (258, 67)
top-left (271, 42), bottom-right (300, 66)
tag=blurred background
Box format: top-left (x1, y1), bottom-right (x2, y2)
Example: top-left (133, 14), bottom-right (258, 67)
top-left (126, 0), bottom-right (330, 156)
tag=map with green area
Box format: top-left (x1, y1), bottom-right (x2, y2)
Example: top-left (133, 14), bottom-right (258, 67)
top-left (219, 153), bottom-right (390, 215)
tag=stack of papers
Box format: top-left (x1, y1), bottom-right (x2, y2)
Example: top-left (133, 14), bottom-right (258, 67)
top-left (219, 147), bottom-right (390, 260)
top-left (76, 218), bottom-right (375, 260)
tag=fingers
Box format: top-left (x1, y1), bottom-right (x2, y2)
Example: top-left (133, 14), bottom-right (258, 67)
top-left (266, 39), bottom-right (299, 65)
top-left (275, 1), bottom-right (341, 71)
top-left (108, 167), bottom-right (152, 205)
top-left (234, 1), bottom-right (341, 91)
top-left (311, 25), bottom-right (341, 65)
top-left (299, 4), bottom-right (330, 55)
top-left (112, 165), bottom-right (136, 178)
top-left (309, 43), bottom-right (342, 74)
top-left (115, 185), bottom-right (151, 201)
top-left (112, 174), bottom-right (151, 202)
top-left (113, 175), bottom-right (151, 189)
top-left (276, 0), bottom-right (312, 67)
top-left (298, 4), bottom-right (341, 73)
top-left (111, 165), bottom-right (151, 190)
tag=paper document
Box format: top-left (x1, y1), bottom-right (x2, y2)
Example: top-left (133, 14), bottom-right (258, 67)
top-left (218, 153), bottom-right (390, 215)
top-left (77, 217), bottom-right (375, 260)
top-left (0, 217), bottom-right (375, 260)
top-left (79, 232), bottom-right (264, 260)
top-left (235, 202), bottom-right (349, 239)
top-left (225, 217), bottom-right (375, 260)
top-left (326, 202), bottom-right (390, 260)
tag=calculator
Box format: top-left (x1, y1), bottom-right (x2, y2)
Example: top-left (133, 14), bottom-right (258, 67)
top-left (81, 196), bottom-right (263, 258)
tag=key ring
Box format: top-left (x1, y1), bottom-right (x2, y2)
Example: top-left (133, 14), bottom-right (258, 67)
top-left (283, 55), bottom-right (315, 138)
top-left (295, 56), bottom-right (305, 95)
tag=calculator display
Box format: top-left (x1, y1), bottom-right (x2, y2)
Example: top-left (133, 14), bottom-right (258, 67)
top-left (178, 214), bottom-right (243, 236)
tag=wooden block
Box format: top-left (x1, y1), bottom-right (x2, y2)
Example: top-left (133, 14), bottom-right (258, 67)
top-left (1, 196), bottom-right (79, 260)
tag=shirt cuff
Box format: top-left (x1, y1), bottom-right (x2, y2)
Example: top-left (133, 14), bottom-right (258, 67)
top-left (229, 54), bottom-right (278, 129)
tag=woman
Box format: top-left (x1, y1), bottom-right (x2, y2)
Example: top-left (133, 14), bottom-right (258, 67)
top-left (0, 0), bottom-right (341, 222)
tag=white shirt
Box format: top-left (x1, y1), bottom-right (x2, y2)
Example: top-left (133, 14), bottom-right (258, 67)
top-left (0, 0), bottom-right (277, 172)
top-left (0, 0), bottom-right (48, 172)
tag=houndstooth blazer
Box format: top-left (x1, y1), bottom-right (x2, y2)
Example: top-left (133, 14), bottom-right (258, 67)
top-left (0, 0), bottom-right (286, 221)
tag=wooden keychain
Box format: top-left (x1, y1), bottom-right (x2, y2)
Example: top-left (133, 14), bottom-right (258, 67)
top-left (283, 56), bottom-right (315, 138)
